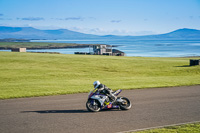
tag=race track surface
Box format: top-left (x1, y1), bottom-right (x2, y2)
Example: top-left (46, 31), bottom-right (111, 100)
top-left (0, 85), bottom-right (200, 133)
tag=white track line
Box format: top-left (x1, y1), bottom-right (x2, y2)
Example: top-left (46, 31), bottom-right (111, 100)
top-left (117, 121), bottom-right (200, 133)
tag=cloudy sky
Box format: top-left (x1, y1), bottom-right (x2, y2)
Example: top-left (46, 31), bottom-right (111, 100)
top-left (0, 0), bottom-right (200, 35)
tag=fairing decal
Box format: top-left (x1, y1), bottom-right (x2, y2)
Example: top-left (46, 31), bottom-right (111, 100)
top-left (113, 89), bottom-right (122, 96)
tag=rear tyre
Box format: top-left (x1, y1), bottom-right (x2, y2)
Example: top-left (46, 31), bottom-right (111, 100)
top-left (86, 99), bottom-right (101, 112)
top-left (119, 97), bottom-right (131, 110)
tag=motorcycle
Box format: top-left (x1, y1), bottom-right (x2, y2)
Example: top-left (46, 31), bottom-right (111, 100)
top-left (86, 88), bottom-right (131, 112)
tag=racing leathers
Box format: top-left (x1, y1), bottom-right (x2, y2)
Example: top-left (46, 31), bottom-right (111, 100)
top-left (96, 84), bottom-right (116, 102)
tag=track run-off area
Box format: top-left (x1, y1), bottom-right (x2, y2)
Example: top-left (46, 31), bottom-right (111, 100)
top-left (0, 85), bottom-right (200, 133)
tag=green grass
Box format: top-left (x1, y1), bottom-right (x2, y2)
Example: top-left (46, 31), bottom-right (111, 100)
top-left (0, 42), bottom-right (94, 49)
top-left (0, 52), bottom-right (200, 99)
top-left (133, 122), bottom-right (200, 133)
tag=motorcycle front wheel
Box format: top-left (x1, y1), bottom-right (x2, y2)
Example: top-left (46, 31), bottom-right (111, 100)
top-left (86, 99), bottom-right (101, 112)
top-left (119, 97), bottom-right (132, 110)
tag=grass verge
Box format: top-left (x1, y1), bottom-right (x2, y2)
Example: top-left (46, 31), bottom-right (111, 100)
top-left (0, 42), bottom-right (94, 49)
top-left (0, 52), bottom-right (200, 99)
top-left (133, 122), bottom-right (200, 133)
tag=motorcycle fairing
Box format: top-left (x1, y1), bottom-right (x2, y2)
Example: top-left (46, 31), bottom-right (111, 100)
top-left (90, 94), bottom-right (107, 106)
top-left (113, 89), bottom-right (122, 96)
top-left (101, 102), bottom-right (120, 110)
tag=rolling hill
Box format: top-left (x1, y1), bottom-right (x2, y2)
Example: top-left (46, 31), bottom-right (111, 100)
top-left (0, 26), bottom-right (200, 40)
top-left (0, 26), bottom-right (98, 40)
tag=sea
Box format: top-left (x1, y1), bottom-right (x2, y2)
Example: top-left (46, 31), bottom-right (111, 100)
top-left (1, 39), bottom-right (200, 57)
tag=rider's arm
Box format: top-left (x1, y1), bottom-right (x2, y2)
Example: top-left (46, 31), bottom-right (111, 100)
top-left (95, 90), bottom-right (100, 94)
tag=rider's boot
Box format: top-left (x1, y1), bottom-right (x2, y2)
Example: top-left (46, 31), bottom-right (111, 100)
top-left (104, 97), bottom-right (110, 105)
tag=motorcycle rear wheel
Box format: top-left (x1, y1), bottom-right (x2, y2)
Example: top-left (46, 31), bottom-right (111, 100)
top-left (86, 99), bottom-right (101, 112)
top-left (119, 97), bottom-right (131, 110)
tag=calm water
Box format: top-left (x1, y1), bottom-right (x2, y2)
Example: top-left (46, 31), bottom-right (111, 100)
top-left (2, 39), bottom-right (200, 57)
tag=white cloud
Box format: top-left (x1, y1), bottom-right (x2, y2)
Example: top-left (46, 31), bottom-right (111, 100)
top-left (111, 20), bottom-right (121, 23)
top-left (67, 27), bottom-right (157, 36)
top-left (64, 17), bottom-right (84, 21)
top-left (51, 16), bottom-right (94, 21)
top-left (17, 17), bottom-right (44, 21)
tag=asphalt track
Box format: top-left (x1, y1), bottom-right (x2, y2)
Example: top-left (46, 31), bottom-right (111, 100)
top-left (0, 85), bottom-right (200, 133)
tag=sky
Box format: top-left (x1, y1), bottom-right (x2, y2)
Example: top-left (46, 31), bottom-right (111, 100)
top-left (0, 0), bottom-right (200, 36)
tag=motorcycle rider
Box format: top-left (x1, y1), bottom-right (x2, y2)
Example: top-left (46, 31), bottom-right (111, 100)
top-left (93, 81), bottom-right (116, 103)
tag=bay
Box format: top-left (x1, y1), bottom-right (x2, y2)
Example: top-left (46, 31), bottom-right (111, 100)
top-left (30, 39), bottom-right (200, 57)
top-left (1, 39), bottom-right (200, 57)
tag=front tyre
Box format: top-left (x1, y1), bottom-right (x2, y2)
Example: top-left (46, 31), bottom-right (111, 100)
top-left (86, 99), bottom-right (101, 112)
top-left (119, 97), bottom-right (131, 110)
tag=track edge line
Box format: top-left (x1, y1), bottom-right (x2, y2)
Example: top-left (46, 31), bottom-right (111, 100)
top-left (117, 120), bottom-right (200, 133)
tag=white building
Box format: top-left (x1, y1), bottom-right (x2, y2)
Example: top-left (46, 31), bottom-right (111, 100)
top-left (92, 45), bottom-right (112, 55)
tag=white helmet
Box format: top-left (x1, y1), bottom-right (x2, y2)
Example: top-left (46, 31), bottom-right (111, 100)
top-left (93, 81), bottom-right (100, 89)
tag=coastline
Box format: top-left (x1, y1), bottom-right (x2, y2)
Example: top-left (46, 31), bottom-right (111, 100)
top-left (1, 39), bottom-right (200, 57)
top-left (0, 45), bottom-right (90, 50)
top-left (0, 42), bottom-right (114, 50)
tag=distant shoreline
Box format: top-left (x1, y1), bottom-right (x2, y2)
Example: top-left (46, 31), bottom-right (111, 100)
top-left (1, 39), bottom-right (200, 57)
top-left (0, 45), bottom-right (91, 50)
top-left (0, 41), bottom-right (115, 50)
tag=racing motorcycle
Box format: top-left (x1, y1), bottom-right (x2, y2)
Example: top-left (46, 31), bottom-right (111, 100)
top-left (86, 88), bottom-right (131, 112)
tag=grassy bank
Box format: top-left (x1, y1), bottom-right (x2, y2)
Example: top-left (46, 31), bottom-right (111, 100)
top-left (0, 52), bottom-right (200, 99)
top-left (133, 122), bottom-right (200, 133)
top-left (0, 42), bottom-right (95, 49)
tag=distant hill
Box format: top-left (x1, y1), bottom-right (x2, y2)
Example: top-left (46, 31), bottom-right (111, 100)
top-left (160, 28), bottom-right (200, 39)
top-left (0, 26), bottom-right (98, 40)
top-left (102, 28), bottom-right (200, 40)
top-left (0, 26), bottom-right (200, 40)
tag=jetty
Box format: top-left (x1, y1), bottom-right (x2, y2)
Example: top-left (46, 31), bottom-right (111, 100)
top-left (75, 44), bottom-right (125, 56)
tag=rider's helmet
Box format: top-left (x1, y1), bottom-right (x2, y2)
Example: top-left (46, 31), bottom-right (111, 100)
top-left (93, 81), bottom-right (100, 89)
